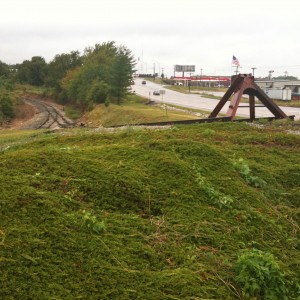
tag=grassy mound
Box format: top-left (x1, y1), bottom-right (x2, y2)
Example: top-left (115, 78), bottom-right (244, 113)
top-left (0, 121), bottom-right (299, 299)
top-left (80, 94), bottom-right (200, 127)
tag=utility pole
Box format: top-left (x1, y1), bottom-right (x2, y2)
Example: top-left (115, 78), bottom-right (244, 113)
top-left (200, 68), bottom-right (203, 87)
top-left (251, 67), bottom-right (257, 77)
top-left (268, 70), bottom-right (274, 80)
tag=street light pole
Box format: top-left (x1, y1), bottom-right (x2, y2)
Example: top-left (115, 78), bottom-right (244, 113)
top-left (200, 68), bottom-right (203, 87)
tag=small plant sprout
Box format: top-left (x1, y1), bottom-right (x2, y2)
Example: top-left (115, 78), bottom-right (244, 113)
top-left (82, 210), bottom-right (106, 234)
top-left (233, 158), bottom-right (266, 188)
top-left (193, 165), bottom-right (234, 209)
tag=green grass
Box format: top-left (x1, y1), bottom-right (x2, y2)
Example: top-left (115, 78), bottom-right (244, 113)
top-left (273, 99), bottom-right (300, 107)
top-left (166, 85), bottom-right (227, 94)
top-left (15, 83), bottom-right (46, 96)
top-left (81, 95), bottom-right (200, 127)
top-left (0, 120), bottom-right (299, 299)
top-left (64, 105), bottom-right (82, 120)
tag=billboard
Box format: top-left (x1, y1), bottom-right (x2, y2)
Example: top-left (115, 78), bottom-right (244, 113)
top-left (175, 65), bottom-right (195, 72)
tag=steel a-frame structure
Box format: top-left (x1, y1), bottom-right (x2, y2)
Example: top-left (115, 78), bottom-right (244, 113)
top-left (209, 74), bottom-right (288, 121)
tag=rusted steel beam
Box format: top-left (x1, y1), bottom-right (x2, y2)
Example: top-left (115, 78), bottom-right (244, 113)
top-left (249, 94), bottom-right (255, 121)
top-left (252, 82), bottom-right (287, 118)
top-left (226, 89), bottom-right (243, 120)
top-left (209, 76), bottom-right (243, 117)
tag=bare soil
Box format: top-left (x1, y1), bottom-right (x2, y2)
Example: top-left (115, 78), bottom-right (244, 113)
top-left (9, 102), bottom-right (36, 129)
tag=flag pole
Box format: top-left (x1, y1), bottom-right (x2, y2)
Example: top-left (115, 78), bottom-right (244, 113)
top-left (231, 55), bottom-right (240, 85)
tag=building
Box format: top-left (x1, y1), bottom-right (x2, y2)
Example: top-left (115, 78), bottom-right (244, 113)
top-left (255, 79), bottom-right (300, 100)
top-left (171, 76), bottom-right (231, 87)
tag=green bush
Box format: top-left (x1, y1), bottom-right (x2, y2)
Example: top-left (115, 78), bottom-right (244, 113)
top-left (234, 249), bottom-right (288, 299)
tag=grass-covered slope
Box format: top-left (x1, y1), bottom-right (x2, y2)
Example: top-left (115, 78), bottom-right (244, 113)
top-left (80, 95), bottom-right (200, 127)
top-left (0, 121), bottom-right (299, 299)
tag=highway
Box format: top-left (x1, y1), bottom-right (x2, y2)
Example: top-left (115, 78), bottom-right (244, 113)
top-left (133, 79), bottom-right (300, 120)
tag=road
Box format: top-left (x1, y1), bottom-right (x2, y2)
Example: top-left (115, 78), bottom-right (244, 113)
top-left (133, 80), bottom-right (300, 120)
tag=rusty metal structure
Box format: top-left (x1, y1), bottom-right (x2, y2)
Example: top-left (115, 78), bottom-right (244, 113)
top-left (209, 74), bottom-right (290, 121)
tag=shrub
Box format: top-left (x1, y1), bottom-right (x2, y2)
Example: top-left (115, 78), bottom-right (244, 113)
top-left (0, 94), bottom-right (14, 119)
top-left (105, 97), bottom-right (110, 107)
top-left (234, 249), bottom-right (288, 299)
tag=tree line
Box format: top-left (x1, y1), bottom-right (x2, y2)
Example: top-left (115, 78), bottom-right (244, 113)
top-left (0, 41), bottom-right (136, 121)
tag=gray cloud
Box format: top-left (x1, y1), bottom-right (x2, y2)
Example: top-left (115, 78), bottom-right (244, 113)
top-left (1, 0), bottom-right (299, 78)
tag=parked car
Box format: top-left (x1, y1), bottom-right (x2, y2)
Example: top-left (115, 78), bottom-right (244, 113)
top-left (142, 80), bottom-right (146, 84)
top-left (153, 90), bottom-right (160, 95)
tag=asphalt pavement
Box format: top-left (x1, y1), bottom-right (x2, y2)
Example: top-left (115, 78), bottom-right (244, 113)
top-left (133, 79), bottom-right (300, 120)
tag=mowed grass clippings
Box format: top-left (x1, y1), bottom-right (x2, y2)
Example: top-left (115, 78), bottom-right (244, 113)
top-left (0, 121), bottom-right (299, 299)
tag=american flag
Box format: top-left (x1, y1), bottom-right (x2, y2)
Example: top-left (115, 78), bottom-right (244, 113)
top-left (232, 55), bottom-right (240, 66)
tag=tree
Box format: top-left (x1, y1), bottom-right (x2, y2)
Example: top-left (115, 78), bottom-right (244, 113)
top-left (110, 46), bottom-right (135, 104)
top-left (273, 75), bottom-right (298, 80)
top-left (60, 67), bottom-right (82, 105)
top-left (16, 56), bottom-right (47, 86)
top-left (45, 51), bottom-right (82, 91)
top-left (57, 42), bottom-right (136, 109)
top-left (87, 80), bottom-right (109, 104)
top-left (83, 41), bottom-right (117, 65)
top-left (0, 61), bottom-right (10, 78)
top-left (60, 42), bottom-right (118, 108)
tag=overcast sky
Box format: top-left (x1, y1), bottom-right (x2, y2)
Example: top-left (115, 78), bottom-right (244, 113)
top-left (1, 0), bottom-right (299, 78)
